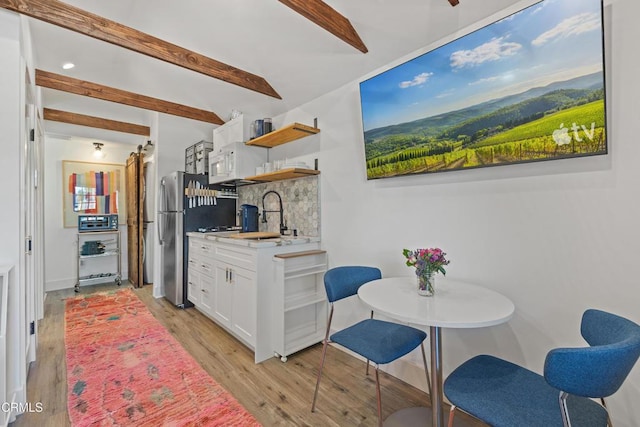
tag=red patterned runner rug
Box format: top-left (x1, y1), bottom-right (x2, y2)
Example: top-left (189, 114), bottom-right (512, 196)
top-left (64, 288), bottom-right (261, 426)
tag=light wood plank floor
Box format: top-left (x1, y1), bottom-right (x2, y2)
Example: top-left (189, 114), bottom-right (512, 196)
top-left (12, 282), bottom-right (486, 426)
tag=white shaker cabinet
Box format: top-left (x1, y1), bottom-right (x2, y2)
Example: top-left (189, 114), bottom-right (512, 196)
top-left (186, 268), bottom-right (201, 306)
top-left (212, 114), bottom-right (254, 151)
top-left (216, 262), bottom-right (257, 346)
top-left (212, 263), bottom-right (232, 328)
top-left (213, 242), bottom-right (258, 347)
top-left (199, 273), bottom-right (215, 314)
top-left (187, 237), bottom-right (215, 314)
top-left (272, 250), bottom-right (328, 362)
top-left (186, 233), bottom-right (322, 363)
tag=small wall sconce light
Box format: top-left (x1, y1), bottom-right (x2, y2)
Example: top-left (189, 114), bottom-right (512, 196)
top-left (93, 142), bottom-right (104, 159)
top-left (143, 140), bottom-right (154, 154)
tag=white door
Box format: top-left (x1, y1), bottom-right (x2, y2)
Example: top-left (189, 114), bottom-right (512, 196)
top-left (33, 111), bottom-right (44, 321)
top-left (21, 72), bottom-right (36, 365)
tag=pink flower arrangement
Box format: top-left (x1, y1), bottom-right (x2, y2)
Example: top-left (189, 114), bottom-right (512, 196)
top-left (402, 247), bottom-right (450, 276)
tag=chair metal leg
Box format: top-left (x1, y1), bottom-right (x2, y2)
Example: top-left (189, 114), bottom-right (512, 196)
top-left (559, 391), bottom-right (572, 427)
top-left (420, 342), bottom-right (431, 396)
top-left (375, 365), bottom-right (383, 427)
top-left (560, 391), bottom-right (611, 427)
top-left (312, 305), bottom-right (335, 412)
top-left (366, 310), bottom-right (374, 377)
top-left (600, 399), bottom-right (613, 427)
top-left (448, 405), bottom-right (457, 427)
top-left (311, 339), bottom-right (330, 412)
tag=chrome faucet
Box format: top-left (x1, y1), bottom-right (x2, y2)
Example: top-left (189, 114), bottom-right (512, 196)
top-left (262, 190), bottom-right (287, 235)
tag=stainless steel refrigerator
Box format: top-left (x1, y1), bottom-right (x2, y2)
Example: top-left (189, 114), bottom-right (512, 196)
top-left (158, 171), bottom-right (236, 307)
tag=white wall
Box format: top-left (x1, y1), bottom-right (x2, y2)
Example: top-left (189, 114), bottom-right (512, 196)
top-left (0, 9), bottom-right (29, 423)
top-left (43, 136), bottom-right (139, 291)
top-left (0, 12), bottom-right (21, 287)
top-left (275, 0), bottom-right (640, 425)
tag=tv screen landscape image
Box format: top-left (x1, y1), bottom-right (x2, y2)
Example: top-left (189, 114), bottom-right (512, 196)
top-left (359, 0), bottom-right (607, 180)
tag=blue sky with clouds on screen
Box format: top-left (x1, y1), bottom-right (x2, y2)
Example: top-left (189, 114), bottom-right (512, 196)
top-left (360, 0), bottom-right (604, 131)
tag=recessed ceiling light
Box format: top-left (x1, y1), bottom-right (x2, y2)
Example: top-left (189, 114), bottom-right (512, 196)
top-left (62, 62), bottom-right (75, 70)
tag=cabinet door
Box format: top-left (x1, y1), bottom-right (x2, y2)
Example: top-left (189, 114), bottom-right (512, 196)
top-left (213, 262), bottom-right (233, 328)
top-left (227, 116), bottom-right (244, 143)
top-left (213, 125), bottom-right (229, 151)
top-left (200, 273), bottom-right (215, 315)
top-left (187, 269), bottom-right (200, 306)
top-left (230, 266), bottom-right (256, 347)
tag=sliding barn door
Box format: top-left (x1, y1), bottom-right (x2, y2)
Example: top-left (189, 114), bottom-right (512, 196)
top-left (126, 151), bottom-right (144, 288)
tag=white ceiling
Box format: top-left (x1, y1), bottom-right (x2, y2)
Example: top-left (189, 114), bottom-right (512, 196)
top-left (28, 0), bottom-right (523, 145)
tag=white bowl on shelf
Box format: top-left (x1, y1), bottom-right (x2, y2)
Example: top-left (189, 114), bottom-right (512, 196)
top-left (282, 162), bottom-right (308, 169)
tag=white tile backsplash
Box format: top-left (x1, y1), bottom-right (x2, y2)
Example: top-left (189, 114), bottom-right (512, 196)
top-left (237, 175), bottom-right (319, 237)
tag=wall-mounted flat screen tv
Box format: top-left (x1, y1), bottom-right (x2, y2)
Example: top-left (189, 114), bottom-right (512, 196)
top-left (359, 0), bottom-right (606, 180)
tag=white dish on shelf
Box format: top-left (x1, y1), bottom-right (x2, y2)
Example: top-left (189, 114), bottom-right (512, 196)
top-left (282, 162), bottom-right (308, 169)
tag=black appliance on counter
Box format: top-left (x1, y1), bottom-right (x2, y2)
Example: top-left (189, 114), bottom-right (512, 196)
top-left (78, 214), bottom-right (119, 232)
top-left (240, 204), bottom-right (259, 232)
top-left (158, 171), bottom-right (236, 308)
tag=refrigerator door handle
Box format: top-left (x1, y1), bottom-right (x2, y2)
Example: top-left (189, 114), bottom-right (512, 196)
top-left (160, 178), bottom-right (166, 212)
top-left (157, 213), bottom-right (164, 245)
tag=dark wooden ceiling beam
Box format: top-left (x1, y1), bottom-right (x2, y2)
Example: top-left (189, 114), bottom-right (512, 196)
top-left (43, 108), bottom-right (151, 136)
top-left (0, 0), bottom-right (281, 99)
top-left (449, 0), bottom-right (460, 6)
top-left (278, 0), bottom-right (368, 53)
top-left (36, 69), bottom-right (224, 125)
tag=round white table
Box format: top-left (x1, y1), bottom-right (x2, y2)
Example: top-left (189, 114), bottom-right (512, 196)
top-left (358, 276), bottom-right (515, 427)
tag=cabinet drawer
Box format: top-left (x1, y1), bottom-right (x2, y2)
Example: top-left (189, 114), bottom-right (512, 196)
top-left (215, 244), bottom-right (257, 271)
top-left (189, 255), bottom-right (214, 276)
top-left (198, 259), bottom-right (214, 276)
top-left (187, 269), bottom-right (200, 305)
top-left (189, 237), bottom-right (215, 258)
top-left (187, 255), bottom-right (200, 271)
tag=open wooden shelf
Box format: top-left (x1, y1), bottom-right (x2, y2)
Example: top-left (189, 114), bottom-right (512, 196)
top-left (244, 168), bottom-right (320, 182)
top-left (245, 122), bottom-right (320, 148)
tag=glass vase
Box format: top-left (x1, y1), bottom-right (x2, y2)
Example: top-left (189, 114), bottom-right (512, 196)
top-left (417, 270), bottom-right (435, 296)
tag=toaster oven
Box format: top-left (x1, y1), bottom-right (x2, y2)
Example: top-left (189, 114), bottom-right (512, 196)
top-left (78, 214), bottom-right (119, 232)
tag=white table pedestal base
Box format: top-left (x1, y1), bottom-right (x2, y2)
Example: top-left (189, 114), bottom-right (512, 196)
top-left (383, 407), bottom-right (476, 427)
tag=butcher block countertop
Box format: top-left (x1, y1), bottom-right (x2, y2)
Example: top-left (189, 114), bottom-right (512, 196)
top-left (186, 231), bottom-right (320, 248)
top-left (227, 231), bottom-right (281, 239)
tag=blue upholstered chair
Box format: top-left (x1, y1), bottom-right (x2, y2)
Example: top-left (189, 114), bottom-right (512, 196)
top-left (311, 266), bottom-right (430, 427)
top-left (444, 309), bottom-right (640, 427)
